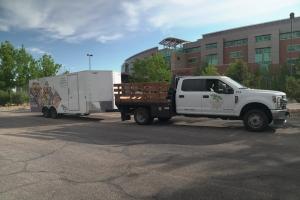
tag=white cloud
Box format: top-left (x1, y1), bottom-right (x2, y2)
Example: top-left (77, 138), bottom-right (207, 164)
top-left (0, 0), bottom-right (299, 43)
top-left (96, 33), bottom-right (123, 43)
top-left (0, 24), bottom-right (9, 31)
top-left (0, 0), bottom-right (129, 43)
top-left (27, 47), bottom-right (49, 55)
top-left (127, 0), bottom-right (299, 29)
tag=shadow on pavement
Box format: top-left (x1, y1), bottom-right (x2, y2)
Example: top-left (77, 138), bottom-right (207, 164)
top-left (1, 113), bottom-right (300, 199)
top-left (2, 115), bottom-right (279, 147)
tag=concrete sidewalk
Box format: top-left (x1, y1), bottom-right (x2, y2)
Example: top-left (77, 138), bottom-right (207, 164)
top-left (288, 103), bottom-right (300, 112)
top-left (288, 103), bottom-right (300, 119)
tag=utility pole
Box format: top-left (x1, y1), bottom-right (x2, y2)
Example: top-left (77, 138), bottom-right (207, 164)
top-left (290, 12), bottom-right (295, 75)
top-left (87, 53), bottom-right (93, 70)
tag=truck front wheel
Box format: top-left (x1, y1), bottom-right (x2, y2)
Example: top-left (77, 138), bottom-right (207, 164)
top-left (243, 109), bottom-right (268, 131)
top-left (134, 107), bottom-right (153, 125)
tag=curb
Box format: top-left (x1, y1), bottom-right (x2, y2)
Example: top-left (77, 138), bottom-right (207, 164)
top-left (288, 109), bottom-right (300, 119)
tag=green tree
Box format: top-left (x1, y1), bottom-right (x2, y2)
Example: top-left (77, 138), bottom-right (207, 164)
top-left (200, 65), bottom-right (219, 76)
top-left (130, 53), bottom-right (171, 82)
top-left (15, 45), bottom-right (36, 91)
top-left (37, 54), bottom-right (61, 77)
top-left (294, 57), bottom-right (300, 79)
top-left (194, 61), bottom-right (208, 75)
top-left (62, 70), bottom-right (70, 75)
top-left (226, 60), bottom-right (251, 86)
top-left (0, 41), bottom-right (16, 91)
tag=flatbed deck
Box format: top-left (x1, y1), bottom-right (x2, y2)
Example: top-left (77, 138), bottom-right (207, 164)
top-left (114, 82), bottom-right (170, 105)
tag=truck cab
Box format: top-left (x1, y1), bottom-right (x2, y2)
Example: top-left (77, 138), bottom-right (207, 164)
top-left (175, 76), bottom-right (288, 131)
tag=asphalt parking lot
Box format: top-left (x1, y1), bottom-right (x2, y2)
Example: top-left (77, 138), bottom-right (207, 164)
top-left (0, 111), bottom-right (300, 200)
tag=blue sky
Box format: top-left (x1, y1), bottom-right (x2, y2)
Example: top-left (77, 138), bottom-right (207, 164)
top-left (1, 0), bottom-right (300, 73)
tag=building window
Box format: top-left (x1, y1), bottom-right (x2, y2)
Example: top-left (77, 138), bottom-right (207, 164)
top-left (205, 43), bottom-right (217, 50)
top-left (187, 57), bottom-right (197, 63)
top-left (255, 34), bottom-right (271, 43)
top-left (287, 58), bottom-right (299, 65)
top-left (255, 47), bottom-right (271, 67)
top-left (230, 51), bottom-right (242, 59)
top-left (124, 63), bottom-right (129, 73)
top-left (287, 44), bottom-right (300, 52)
top-left (206, 54), bottom-right (218, 65)
top-left (224, 39), bottom-right (248, 48)
top-left (280, 31), bottom-right (300, 40)
top-left (184, 46), bottom-right (201, 53)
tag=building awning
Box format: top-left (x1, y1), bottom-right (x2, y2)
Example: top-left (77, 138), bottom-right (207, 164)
top-left (159, 37), bottom-right (189, 48)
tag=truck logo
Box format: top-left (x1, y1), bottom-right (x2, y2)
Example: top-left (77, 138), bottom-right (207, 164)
top-left (210, 94), bottom-right (223, 109)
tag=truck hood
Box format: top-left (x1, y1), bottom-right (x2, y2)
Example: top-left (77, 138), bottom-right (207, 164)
top-left (244, 88), bottom-right (286, 96)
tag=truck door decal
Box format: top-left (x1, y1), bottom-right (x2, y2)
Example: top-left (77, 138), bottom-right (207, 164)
top-left (210, 94), bottom-right (223, 109)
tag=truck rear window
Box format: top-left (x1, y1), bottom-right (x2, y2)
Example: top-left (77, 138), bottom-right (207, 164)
top-left (181, 79), bottom-right (206, 91)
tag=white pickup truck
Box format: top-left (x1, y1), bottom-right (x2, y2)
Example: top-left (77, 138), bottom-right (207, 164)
top-left (114, 76), bottom-right (289, 131)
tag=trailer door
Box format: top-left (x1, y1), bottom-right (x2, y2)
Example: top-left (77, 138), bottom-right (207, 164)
top-left (68, 74), bottom-right (79, 111)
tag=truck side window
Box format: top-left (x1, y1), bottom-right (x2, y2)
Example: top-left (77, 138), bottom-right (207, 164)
top-left (181, 79), bottom-right (206, 91)
top-left (217, 80), bottom-right (233, 94)
top-left (206, 79), bottom-right (233, 94)
top-left (206, 79), bottom-right (218, 92)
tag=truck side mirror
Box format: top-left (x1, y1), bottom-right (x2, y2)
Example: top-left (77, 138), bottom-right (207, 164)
top-left (225, 88), bottom-right (234, 94)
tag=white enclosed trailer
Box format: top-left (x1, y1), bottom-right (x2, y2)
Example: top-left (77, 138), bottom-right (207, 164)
top-left (29, 70), bottom-right (121, 118)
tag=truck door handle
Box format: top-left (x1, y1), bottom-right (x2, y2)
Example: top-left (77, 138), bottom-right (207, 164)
top-left (179, 95), bottom-right (184, 98)
top-left (203, 95), bottom-right (209, 98)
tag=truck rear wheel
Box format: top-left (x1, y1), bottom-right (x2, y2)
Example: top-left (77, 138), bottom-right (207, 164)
top-left (134, 107), bottom-right (153, 125)
top-left (243, 109), bottom-right (268, 131)
top-left (50, 108), bottom-right (58, 119)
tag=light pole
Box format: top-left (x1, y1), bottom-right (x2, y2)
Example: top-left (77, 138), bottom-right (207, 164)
top-left (87, 53), bottom-right (93, 70)
top-left (290, 12), bottom-right (295, 75)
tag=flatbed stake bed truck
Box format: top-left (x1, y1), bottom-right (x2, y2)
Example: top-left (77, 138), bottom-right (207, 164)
top-left (114, 76), bottom-right (289, 131)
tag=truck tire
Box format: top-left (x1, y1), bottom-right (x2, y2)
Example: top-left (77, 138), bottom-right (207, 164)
top-left (50, 108), bottom-right (58, 119)
top-left (42, 107), bottom-right (50, 118)
top-left (134, 107), bottom-right (153, 125)
top-left (243, 109), bottom-right (268, 131)
top-left (158, 117), bottom-right (171, 122)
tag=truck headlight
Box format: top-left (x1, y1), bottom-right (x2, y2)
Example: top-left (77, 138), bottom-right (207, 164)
top-left (272, 96), bottom-right (277, 103)
top-left (273, 96), bottom-right (282, 109)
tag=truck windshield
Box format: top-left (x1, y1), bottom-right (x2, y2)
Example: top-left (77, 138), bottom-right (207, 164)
top-left (223, 77), bottom-right (248, 89)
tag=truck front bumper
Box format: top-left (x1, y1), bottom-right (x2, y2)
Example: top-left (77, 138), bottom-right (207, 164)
top-left (271, 109), bottom-right (289, 126)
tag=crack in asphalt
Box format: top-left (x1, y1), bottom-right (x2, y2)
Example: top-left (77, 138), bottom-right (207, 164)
top-left (0, 142), bottom-right (145, 199)
top-left (0, 142), bottom-right (70, 195)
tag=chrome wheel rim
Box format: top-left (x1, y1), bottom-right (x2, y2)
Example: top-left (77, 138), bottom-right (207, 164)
top-left (136, 111), bottom-right (146, 123)
top-left (248, 113), bottom-right (263, 129)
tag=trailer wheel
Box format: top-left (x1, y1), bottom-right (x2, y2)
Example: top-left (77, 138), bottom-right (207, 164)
top-left (134, 107), bottom-right (153, 125)
top-left (243, 109), bottom-right (268, 131)
top-left (50, 107), bottom-right (58, 119)
top-left (42, 107), bottom-right (50, 118)
top-left (158, 117), bottom-right (171, 122)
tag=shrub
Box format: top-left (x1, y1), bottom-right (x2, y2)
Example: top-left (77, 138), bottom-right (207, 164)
top-left (11, 91), bottom-right (29, 105)
top-left (226, 60), bottom-right (251, 86)
top-left (0, 90), bottom-right (10, 106)
top-left (286, 76), bottom-right (300, 102)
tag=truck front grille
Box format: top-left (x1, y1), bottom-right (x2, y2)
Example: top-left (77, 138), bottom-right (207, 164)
top-left (281, 99), bottom-right (287, 109)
